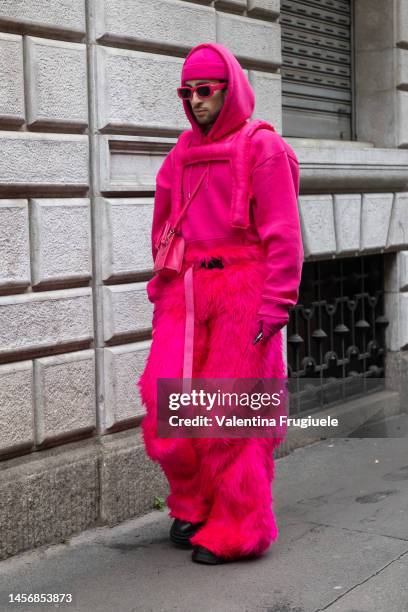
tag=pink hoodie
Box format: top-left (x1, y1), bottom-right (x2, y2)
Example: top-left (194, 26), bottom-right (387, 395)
top-left (149, 42), bottom-right (304, 326)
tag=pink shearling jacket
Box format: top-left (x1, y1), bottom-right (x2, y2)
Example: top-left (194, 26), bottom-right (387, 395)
top-left (148, 42), bottom-right (304, 328)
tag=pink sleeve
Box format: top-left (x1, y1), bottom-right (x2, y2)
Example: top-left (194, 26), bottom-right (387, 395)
top-left (250, 148), bottom-right (304, 322)
top-left (151, 148), bottom-right (174, 261)
top-left (146, 149), bottom-right (174, 304)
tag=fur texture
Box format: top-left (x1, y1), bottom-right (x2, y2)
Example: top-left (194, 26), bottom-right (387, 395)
top-left (137, 243), bottom-right (287, 559)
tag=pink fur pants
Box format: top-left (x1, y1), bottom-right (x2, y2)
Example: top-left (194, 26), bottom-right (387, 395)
top-left (137, 242), bottom-right (287, 560)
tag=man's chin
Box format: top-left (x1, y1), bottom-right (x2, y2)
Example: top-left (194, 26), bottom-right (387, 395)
top-left (195, 115), bottom-right (209, 125)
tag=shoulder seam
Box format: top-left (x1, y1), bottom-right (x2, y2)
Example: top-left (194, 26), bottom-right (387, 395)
top-left (251, 149), bottom-right (288, 172)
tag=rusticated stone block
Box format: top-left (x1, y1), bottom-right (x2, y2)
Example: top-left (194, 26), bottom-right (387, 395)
top-left (214, 0), bottom-right (246, 9)
top-left (94, 0), bottom-right (215, 50)
top-left (249, 70), bottom-right (281, 130)
top-left (333, 194), bottom-right (362, 254)
top-left (25, 37), bottom-right (88, 128)
top-left (0, 0), bottom-right (86, 35)
top-left (397, 48), bottom-right (408, 89)
top-left (397, 91), bottom-right (408, 148)
top-left (0, 200), bottom-right (30, 289)
top-left (385, 251), bottom-right (408, 292)
top-left (31, 198), bottom-right (92, 285)
top-left (401, 293), bottom-right (408, 349)
top-left (103, 341), bottom-right (151, 429)
top-left (400, 251), bottom-right (408, 291)
top-left (96, 47), bottom-right (187, 132)
top-left (216, 12), bottom-right (281, 67)
top-left (34, 350), bottom-right (96, 444)
top-left (384, 253), bottom-right (399, 293)
top-left (0, 33), bottom-right (24, 125)
top-left (103, 283), bottom-right (153, 342)
top-left (384, 293), bottom-right (398, 351)
top-left (361, 193), bottom-right (393, 251)
top-left (355, 0), bottom-right (394, 52)
top-left (387, 193), bottom-right (408, 249)
top-left (0, 361), bottom-right (34, 456)
top-left (384, 291), bottom-right (408, 351)
top-left (0, 132), bottom-right (88, 191)
top-left (397, 0), bottom-right (408, 47)
top-left (101, 198), bottom-right (153, 280)
top-left (0, 288), bottom-right (93, 357)
top-left (298, 195), bottom-right (336, 257)
top-left (247, 0), bottom-right (280, 18)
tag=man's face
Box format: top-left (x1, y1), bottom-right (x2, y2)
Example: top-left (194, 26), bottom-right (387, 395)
top-left (184, 79), bottom-right (227, 131)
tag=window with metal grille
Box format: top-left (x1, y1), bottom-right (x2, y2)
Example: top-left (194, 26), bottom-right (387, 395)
top-left (281, 0), bottom-right (354, 140)
top-left (287, 255), bottom-right (387, 414)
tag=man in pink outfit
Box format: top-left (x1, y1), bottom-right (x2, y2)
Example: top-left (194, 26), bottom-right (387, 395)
top-left (138, 43), bottom-right (304, 564)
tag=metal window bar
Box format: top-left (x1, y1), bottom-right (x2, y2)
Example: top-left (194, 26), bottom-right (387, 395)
top-left (287, 254), bottom-right (388, 414)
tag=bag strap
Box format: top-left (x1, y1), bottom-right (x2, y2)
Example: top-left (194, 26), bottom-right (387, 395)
top-left (172, 166), bottom-right (209, 232)
top-left (230, 119), bottom-right (276, 229)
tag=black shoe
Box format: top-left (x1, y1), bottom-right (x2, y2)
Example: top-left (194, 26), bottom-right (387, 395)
top-left (169, 519), bottom-right (203, 548)
top-left (192, 545), bottom-right (229, 565)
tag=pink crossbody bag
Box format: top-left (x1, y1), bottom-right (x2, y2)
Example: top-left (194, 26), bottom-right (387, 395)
top-left (153, 167), bottom-right (208, 278)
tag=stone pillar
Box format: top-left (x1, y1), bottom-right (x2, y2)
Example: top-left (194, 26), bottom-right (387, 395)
top-left (355, 0), bottom-right (408, 148)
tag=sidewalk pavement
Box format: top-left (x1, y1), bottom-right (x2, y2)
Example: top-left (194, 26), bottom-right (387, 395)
top-left (0, 415), bottom-right (407, 612)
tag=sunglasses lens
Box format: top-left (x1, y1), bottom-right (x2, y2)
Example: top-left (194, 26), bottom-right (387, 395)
top-left (178, 88), bottom-right (192, 99)
top-left (197, 85), bottom-right (211, 98)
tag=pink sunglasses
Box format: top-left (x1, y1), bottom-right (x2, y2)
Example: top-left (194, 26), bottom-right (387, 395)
top-left (177, 82), bottom-right (227, 100)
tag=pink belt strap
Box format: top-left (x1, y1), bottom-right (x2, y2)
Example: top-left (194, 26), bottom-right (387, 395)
top-left (182, 265), bottom-right (195, 395)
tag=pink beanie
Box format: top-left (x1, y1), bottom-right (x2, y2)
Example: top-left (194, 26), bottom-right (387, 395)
top-left (181, 47), bottom-right (228, 84)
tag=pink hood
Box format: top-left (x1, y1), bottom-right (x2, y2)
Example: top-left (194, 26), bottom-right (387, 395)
top-left (180, 42), bottom-right (255, 143)
top-left (149, 42), bottom-right (304, 328)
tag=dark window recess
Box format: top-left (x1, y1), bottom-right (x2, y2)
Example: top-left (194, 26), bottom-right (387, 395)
top-left (287, 255), bottom-right (388, 413)
top-left (281, 0), bottom-right (354, 140)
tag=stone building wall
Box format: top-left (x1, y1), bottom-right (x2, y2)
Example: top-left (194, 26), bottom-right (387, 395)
top-left (0, 0), bottom-right (407, 560)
